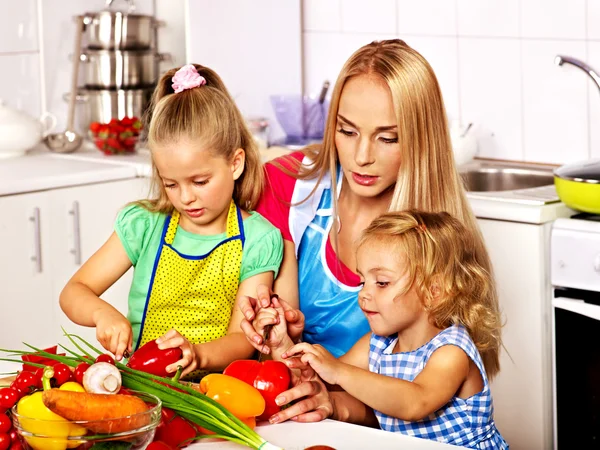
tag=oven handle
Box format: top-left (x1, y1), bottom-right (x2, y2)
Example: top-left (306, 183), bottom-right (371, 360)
top-left (553, 296), bottom-right (600, 321)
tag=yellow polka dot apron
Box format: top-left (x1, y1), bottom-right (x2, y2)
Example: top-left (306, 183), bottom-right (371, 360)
top-left (136, 200), bottom-right (244, 378)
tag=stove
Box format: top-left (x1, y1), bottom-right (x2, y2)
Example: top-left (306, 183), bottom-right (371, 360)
top-left (551, 214), bottom-right (600, 449)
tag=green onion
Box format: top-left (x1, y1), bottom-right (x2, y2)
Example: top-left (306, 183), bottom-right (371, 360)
top-left (1, 331), bottom-right (282, 450)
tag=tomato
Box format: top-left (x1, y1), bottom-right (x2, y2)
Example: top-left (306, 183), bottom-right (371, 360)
top-left (0, 389), bottom-right (19, 410)
top-left (0, 414), bottom-right (10, 434)
top-left (73, 362), bottom-right (91, 385)
top-left (51, 363), bottom-right (72, 386)
top-left (9, 443), bottom-right (23, 450)
top-left (95, 354), bottom-right (115, 365)
top-left (7, 429), bottom-right (16, 443)
top-left (0, 433), bottom-right (9, 450)
top-left (12, 371), bottom-right (41, 395)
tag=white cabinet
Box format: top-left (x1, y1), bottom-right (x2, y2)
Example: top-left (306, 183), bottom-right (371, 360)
top-left (0, 191), bottom-right (55, 350)
top-left (0, 178), bottom-right (149, 359)
top-left (479, 219), bottom-right (553, 450)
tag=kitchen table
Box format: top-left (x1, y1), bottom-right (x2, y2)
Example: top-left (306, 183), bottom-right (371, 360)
top-left (189, 419), bottom-right (461, 449)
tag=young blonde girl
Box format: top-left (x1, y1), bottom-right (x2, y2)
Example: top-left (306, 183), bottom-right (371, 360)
top-left (60, 64), bottom-right (283, 378)
top-left (259, 211), bottom-right (506, 448)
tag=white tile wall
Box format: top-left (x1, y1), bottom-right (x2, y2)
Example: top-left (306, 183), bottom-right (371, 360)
top-left (340, 0), bottom-right (396, 34)
top-left (458, 38), bottom-right (523, 161)
top-left (521, 0), bottom-right (586, 39)
top-left (302, 0), bottom-right (600, 164)
top-left (397, 0), bottom-right (457, 37)
top-left (457, 0), bottom-right (520, 38)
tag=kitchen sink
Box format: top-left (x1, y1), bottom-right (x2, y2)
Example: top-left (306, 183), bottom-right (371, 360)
top-left (459, 160), bottom-right (556, 192)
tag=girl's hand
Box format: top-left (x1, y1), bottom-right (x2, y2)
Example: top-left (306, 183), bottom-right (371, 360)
top-left (268, 363), bottom-right (333, 424)
top-left (239, 284), bottom-right (306, 348)
top-left (253, 296), bottom-right (294, 358)
top-left (283, 343), bottom-right (341, 386)
top-left (156, 329), bottom-right (198, 378)
top-left (93, 308), bottom-right (132, 361)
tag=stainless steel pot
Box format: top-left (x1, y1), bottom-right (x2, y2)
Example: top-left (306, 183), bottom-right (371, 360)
top-left (80, 49), bottom-right (158, 88)
top-left (82, 11), bottom-right (155, 50)
top-left (66, 88), bottom-right (152, 131)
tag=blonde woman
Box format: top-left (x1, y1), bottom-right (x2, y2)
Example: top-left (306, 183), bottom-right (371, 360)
top-left (240, 39), bottom-right (500, 424)
top-left (60, 64), bottom-right (283, 378)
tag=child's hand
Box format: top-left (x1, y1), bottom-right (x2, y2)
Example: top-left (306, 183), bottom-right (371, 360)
top-left (94, 308), bottom-right (132, 361)
top-left (156, 329), bottom-right (198, 378)
top-left (282, 343), bottom-right (341, 386)
top-left (253, 296), bottom-right (294, 358)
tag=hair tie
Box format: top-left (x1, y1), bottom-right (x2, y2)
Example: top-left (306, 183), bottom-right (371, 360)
top-left (172, 64), bottom-right (206, 93)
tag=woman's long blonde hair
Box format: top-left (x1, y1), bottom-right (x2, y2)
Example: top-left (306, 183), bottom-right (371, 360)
top-left (141, 64), bottom-right (263, 213)
top-left (359, 211), bottom-right (502, 379)
top-left (273, 39), bottom-right (501, 376)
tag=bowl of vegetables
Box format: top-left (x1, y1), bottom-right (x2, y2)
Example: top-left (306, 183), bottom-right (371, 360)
top-left (10, 389), bottom-right (161, 450)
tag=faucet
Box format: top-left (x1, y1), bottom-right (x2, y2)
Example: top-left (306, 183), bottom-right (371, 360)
top-left (555, 55), bottom-right (600, 93)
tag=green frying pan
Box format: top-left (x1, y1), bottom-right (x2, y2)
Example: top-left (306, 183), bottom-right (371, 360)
top-left (554, 159), bottom-right (600, 214)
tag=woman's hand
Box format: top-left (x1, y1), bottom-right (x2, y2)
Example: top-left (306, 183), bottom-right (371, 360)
top-left (93, 308), bottom-right (132, 361)
top-left (239, 284), bottom-right (305, 349)
top-left (253, 297), bottom-right (294, 358)
top-left (156, 329), bottom-right (198, 378)
top-left (283, 343), bottom-right (341, 386)
top-left (268, 362), bottom-right (334, 424)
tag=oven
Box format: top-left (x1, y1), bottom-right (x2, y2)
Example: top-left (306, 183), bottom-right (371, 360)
top-left (551, 215), bottom-right (600, 449)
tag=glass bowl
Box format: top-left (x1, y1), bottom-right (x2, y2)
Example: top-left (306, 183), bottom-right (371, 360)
top-left (11, 391), bottom-right (161, 450)
top-left (88, 131), bottom-right (139, 155)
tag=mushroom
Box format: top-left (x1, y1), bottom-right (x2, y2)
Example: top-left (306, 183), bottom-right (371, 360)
top-left (82, 362), bottom-right (122, 394)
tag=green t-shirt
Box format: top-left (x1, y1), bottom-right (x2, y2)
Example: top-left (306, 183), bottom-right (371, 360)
top-left (114, 203), bottom-right (283, 344)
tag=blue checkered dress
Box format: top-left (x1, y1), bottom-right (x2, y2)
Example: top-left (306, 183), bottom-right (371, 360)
top-left (368, 325), bottom-right (508, 449)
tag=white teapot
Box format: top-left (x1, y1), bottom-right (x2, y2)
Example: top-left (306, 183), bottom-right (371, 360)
top-left (0, 100), bottom-right (56, 158)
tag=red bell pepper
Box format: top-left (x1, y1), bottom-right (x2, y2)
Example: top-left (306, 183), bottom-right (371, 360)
top-left (154, 407), bottom-right (198, 448)
top-left (21, 346), bottom-right (64, 372)
top-left (223, 360), bottom-right (291, 421)
top-left (126, 340), bottom-right (183, 377)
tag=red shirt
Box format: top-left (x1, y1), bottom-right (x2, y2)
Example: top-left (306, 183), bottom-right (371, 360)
top-left (256, 152), bottom-right (360, 287)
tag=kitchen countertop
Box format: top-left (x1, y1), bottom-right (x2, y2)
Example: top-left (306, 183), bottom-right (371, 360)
top-left (189, 420), bottom-right (459, 449)
top-left (0, 152), bottom-right (138, 196)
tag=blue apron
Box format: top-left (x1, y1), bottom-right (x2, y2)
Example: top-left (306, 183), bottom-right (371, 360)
top-left (296, 185), bottom-right (370, 357)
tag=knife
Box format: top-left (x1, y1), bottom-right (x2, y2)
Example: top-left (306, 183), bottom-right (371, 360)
top-left (257, 294), bottom-right (278, 363)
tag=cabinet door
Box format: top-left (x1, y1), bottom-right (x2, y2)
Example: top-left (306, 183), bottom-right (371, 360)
top-left (0, 191), bottom-right (55, 370)
top-left (50, 178), bottom-right (150, 348)
top-left (478, 219), bottom-right (553, 450)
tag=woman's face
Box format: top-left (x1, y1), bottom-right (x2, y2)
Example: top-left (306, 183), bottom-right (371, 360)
top-left (335, 74), bottom-right (402, 199)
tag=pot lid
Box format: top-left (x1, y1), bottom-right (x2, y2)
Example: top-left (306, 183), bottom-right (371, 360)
top-left (554, 159), bottom-right (600, 183)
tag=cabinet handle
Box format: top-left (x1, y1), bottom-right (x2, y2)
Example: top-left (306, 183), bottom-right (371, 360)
top-left (29, 207), bottom-right (42, 273)
top-left (69, 201), bottom-right (81, 265)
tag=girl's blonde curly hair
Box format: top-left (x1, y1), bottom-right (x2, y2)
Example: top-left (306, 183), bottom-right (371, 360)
top-left (358, 210), bottom-right (503, 379)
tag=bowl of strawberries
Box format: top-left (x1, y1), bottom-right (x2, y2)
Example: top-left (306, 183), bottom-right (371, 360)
top-left (89, 116), bottom-right (142, 155)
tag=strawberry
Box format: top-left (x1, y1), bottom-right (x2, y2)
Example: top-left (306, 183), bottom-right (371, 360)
top-left (89, 122), bottom-right (102, 135)
top-left (120, 116), bottom-right (133, 126)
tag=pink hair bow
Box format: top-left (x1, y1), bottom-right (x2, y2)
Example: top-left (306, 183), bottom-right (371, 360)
top-left (172, 64), bottom-right (206, 93)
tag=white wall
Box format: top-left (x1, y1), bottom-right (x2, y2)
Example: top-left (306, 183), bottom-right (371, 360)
top-left (3, 1), bottom-right (597, 166)
top-left (0, 0), bottom-right (185, 133)
top-left (303, 0), bottom-right (599, 165)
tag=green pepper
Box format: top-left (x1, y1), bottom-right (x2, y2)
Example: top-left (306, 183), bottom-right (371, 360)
top-left (16, 367), bottom-right (86, 450)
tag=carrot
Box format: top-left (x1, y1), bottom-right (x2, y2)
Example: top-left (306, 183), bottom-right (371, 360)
top-left (42, 389), bottom-right (150, 434)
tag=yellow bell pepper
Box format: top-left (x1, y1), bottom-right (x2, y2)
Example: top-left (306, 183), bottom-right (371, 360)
top-left (199, 373), bottom-right (265, 419)
top-left (16, 368), bottom-right (86, 450)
